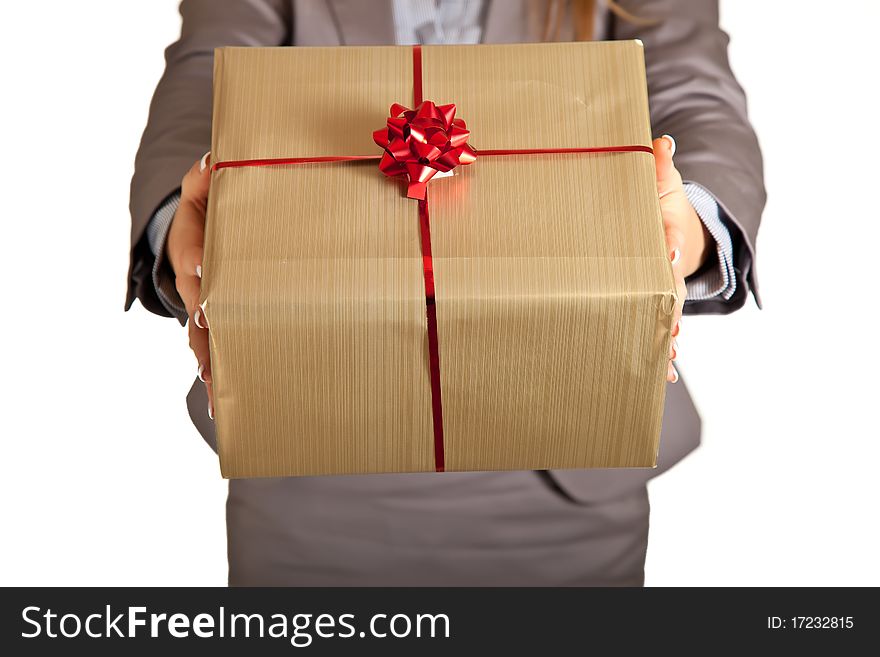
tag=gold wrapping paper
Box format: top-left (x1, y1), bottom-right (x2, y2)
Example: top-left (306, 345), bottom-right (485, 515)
top-left (201, 41), bottom-right (676, 478)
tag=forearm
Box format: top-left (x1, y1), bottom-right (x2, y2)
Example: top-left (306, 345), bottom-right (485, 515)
top-left (614, 0), bottom-right (766, 312)
top-left (127, 0), bottom-right (291, 317)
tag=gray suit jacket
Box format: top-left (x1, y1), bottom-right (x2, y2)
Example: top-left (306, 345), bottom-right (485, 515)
top-left (127, 0), bottom-right (765, 502)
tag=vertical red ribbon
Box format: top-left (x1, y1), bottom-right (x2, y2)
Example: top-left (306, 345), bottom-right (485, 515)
top-left (412, 47), bottom-right (446, 472)
top-left (413, 45), bottom-right (424, 106)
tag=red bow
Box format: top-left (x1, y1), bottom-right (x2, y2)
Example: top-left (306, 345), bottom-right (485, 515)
top-left (373, 101), bottom-right (477, 200)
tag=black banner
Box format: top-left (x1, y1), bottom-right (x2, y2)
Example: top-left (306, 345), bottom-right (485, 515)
top-left (1, 587), bottom-right (875, 654)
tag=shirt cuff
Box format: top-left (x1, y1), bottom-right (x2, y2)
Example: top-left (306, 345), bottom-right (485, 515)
top-left (146, 191), bottom-right (188, 323)
top-left (682, 182), bottom-right (737, 302)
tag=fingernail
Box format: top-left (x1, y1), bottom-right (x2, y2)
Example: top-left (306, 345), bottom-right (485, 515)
top-left (662, 134), bottom-right (676, 157)
top-left (195, 264), bottom-right (202, 278)
top-left (199, 151), bottom-right (211, 173)
top-left (208, 403), bottom-right (214, 420)
top-left (194, 308), bottom-right (204, 329)
top-left (670, 364), bottom-right (679, 384)
top-left (671, 339), bottom-right (678, 361)
top-left (198, 363), bottom-right (206, 382)
top-left (672, 321), bottom-right (681, 337)
top-left (670, 248), bottom-right (681, 265)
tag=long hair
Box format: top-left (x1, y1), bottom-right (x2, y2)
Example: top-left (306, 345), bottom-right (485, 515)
top-left (542, 0), bottom-right (657, 41)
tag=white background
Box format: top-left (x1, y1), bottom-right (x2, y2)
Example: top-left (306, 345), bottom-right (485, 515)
top-left (0, 1), bottom-right (877, 586)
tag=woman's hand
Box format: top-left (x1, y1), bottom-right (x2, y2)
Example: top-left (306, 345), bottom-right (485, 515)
top-left (653, 135), bottom-right (712, 383)
top-left (167, 152), bottom-right (214, 417)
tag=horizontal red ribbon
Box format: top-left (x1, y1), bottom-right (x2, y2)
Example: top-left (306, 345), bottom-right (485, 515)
top-left (211, 146), bottom-right (653, 171)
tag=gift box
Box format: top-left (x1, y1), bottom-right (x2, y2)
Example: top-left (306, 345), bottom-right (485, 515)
top-left (201, 41), bottom-right (677, 478)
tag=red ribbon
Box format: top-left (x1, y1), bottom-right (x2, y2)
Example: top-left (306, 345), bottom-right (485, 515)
top-left (212, 45), bottom-right (654, 472)
top-left (417, 195), bottom-right (445, 472)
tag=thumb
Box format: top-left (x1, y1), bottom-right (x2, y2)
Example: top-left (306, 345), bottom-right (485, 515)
top-left (652, 135), bottom-right (681, 198)
top-left (181, 151), bottom-right (211, 211)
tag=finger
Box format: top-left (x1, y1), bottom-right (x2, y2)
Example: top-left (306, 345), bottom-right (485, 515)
top-left (665, 224), bottom-right (685, 266)
top-left (667, 360), bottom-right (679, 384)
top-left (188, 314), bottom-right (212, 384)
top-left (653, 135), bottom-right (682, 199)
top-left (167, 204), bottom-right (205, 280)
top-left (206, 380), bottom-right (215, 421)
top-left (664, 206), bottom-right (688, 278)
top-left (181, 151), bottom-right (211, 211)
top-left (168, 203), bottom-right (205, 312)
top-left (672, 271), bottom-right (687, 330)
top-left (188, 312), bottom-right (215, 419)
top-left (175, 267), bottom-right (204, 324)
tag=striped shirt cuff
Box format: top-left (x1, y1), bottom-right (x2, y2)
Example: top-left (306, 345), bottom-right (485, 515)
top-left (146, 191), bottom-right (188, 323)
top-left (682, 182), bottom-right (737, 302)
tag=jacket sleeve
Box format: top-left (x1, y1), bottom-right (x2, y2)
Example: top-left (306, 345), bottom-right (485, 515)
top-left (126, 0), bottom-right (291, 317)
top-left (612, 0), bottom-right (766, 314)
